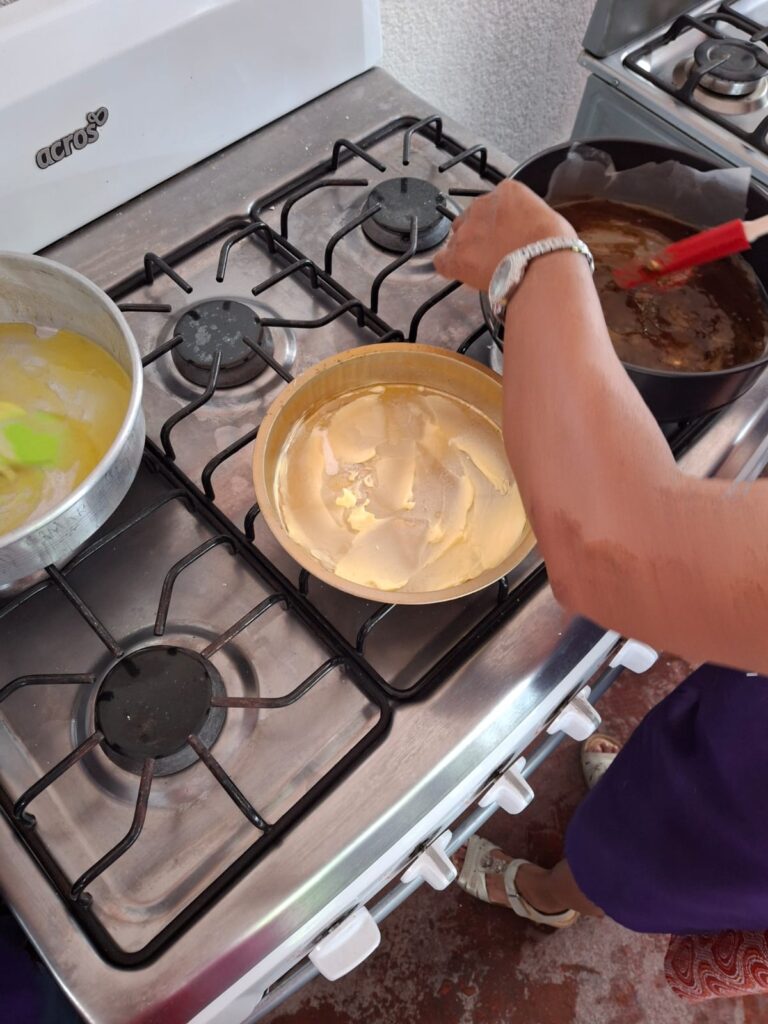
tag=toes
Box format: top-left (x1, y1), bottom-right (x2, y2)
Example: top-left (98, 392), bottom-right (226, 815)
top-left (594, 738), bottom-right (620, 754)
top-left (585, 734), bottom-right (621, 755)
top-left (490, 847), bottom-right (512, 865)
top-left (452, 846), bottom-right (467, 871)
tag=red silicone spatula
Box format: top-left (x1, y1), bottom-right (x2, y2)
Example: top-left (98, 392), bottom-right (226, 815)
top-left (613, 214), bottom-right (768, 289)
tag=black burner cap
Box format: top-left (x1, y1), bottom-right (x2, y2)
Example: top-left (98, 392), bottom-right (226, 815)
top-left (694, 39), bottom-right (768, 84)
top-left (172, 299), bottom-right (274, 389)
top-left (96, 646), bottom-right (226, 776)
top-left (362, 177), bottom-right (451, 253)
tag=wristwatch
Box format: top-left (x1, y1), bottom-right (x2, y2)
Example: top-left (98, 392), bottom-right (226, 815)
top-left (487, 236), bottom-right (594, 324)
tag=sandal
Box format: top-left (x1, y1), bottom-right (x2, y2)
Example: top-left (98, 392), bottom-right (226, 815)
top-left (456, 836), bottom-right (578, 929)
top-left (581, 732), bottom-right (621, 790)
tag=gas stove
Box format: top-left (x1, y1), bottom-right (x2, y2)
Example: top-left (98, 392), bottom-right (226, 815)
top-left (577, 0), bottom-right (768, 186)
top-left (0, 69), bottom-right (615, 1024)
top-left (0, 109), bottom-right (542, 970)
top-left (5, 42), bottom-right (768, 1024)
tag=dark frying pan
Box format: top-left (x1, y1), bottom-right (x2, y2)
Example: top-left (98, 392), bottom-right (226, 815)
top-left (482, 139), bottom-right (768, 423)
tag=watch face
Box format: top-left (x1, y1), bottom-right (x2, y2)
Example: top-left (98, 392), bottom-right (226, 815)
top-left (489, 253), bottom-right (523, 317)
top-left (489, 255), bottom-right (513, 305)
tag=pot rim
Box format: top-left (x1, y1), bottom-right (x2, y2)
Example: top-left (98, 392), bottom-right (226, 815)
top-left (486, 310), bottom-right (768, 378)
top-left (0, 251), bottom-right (144, 550)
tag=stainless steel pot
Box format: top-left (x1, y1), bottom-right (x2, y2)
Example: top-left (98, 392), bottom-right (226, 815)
top-left (0, 253), bottom-right (144, 586)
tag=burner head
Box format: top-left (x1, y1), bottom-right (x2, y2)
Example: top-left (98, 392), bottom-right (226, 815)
top-left (172, 299), bottom-right (274, 388)
top-left (361, 177), bottom-right (451, 253)
top-left (694, 39), bottom-right (768, 96)
top-left (96, 646), bottom-right (226, 776)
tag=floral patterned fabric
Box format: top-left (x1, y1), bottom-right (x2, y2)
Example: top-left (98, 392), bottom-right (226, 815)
top-left (665, 930), bottom-right (768, 1002)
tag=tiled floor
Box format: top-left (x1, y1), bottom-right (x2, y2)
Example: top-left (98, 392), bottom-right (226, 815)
top-left (270, 656), bottom-right (768, 1024)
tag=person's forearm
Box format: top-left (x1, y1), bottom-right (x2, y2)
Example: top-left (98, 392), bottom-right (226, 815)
top-left (501, 251), bottom-right (768, 672)
top-left (502, 251), bottom-right (680, 598)
top-left (435, 180), bottom-right (768, 670)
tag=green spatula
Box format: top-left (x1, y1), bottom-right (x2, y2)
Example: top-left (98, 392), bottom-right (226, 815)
top-left (0, 401), bottom-right (64, 479)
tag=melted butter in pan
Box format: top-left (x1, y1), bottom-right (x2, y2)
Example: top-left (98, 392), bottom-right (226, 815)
top-left (275, 384), bottom-right (527, 593)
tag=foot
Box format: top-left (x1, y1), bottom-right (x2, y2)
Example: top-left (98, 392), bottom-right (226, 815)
top-left (586, 735), bottom-right (620, 754)
top-left (452, 843), bottom-right (513, 908)
top-left (452, 843), bottom-right (572, 917)
top-left (581, 732), bottom-right (621, 789)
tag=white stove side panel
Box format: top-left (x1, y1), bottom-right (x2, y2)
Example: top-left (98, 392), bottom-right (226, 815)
top-left (0, 0), bottom-right (382, 254)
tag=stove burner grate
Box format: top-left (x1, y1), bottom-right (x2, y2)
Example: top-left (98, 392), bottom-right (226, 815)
top-left (172, 299), bottom-right (274, 388)
top-left (0, 487), bottom-right (394, 965)
top-left (361, 176), bottom-right (451, 253)
top-left (95, 646), bottom-right (226, 777)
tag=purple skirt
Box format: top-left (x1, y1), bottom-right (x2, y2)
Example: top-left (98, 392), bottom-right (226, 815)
top-left (566, 664), bottom-right (768, 934)
top-left (0, 905), bottom-right (81, 1022)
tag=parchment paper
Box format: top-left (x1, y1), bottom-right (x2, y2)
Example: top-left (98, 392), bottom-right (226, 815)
top-left (544, 144), bottom-right (751, 227)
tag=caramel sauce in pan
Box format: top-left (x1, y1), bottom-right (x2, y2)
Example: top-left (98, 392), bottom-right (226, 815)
top-left (556, 200), bottom-right (768, 373)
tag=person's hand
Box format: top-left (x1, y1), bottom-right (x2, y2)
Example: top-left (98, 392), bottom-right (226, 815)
top-left (434, 180), bottom-right (575, 291)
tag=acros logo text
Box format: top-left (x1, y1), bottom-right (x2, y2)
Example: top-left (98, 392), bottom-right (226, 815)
top-left (36, 108), bottom-right (110, 170)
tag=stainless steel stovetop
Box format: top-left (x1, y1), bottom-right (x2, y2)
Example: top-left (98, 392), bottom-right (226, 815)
top-left (4, 68), bottom-right (768, 1024)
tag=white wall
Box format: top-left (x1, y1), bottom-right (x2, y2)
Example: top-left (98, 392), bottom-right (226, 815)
top-left (380, 0), bottom-right (594, 161)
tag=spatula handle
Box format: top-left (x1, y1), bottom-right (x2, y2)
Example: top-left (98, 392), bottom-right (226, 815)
top-left (645, 219), bottom-right (749, 275)
top-left (743, 212), bottom-right (768, 243)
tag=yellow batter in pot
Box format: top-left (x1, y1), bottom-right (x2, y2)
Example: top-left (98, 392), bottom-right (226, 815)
top-left (276, 383), bottom-right (527, 593)
top-left (0, 323), bottom-right (131, 538)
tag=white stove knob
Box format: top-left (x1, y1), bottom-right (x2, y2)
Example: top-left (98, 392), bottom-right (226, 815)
top-left (547, 685), bottom-right (601, 741)
top-left (309, 906), bottom-right (381, 981)
top-left (610, 639), bottom-right (659, 674)
top-left (479, 756), bottom-right (534, 814)
top-left (401, 829), bottom-right (457, 890)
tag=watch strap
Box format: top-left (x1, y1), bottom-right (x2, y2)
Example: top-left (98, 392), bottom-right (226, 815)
top-left (489, 236), bottom-right (594, 322)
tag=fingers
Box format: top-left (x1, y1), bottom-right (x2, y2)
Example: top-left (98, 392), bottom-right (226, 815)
top-left (434, 213), bottom-right (485, 286)
top-left (433, 200), bottom-right (477, 276)
top-left (434, 179), bottom-right (568, 288)
top-left (433, 184), bottom-right (513, 288)
top-left (433, 236), bottom-right (456, 278)
top-left (451, 211), bottom-right (466, 234)
top-left (434, 211), bottom-right (469, 269)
